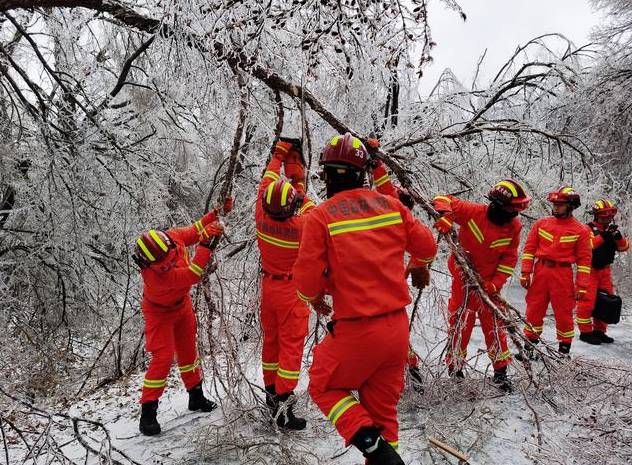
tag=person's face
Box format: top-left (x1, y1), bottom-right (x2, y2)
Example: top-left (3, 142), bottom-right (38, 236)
top-left (595, 214), bottom-right (614, 225)
top-left (552, 202), bottom-right (570, 217)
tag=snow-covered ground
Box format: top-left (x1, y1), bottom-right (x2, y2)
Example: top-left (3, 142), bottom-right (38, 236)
top-left (8, 282), bottom-right (632, 465)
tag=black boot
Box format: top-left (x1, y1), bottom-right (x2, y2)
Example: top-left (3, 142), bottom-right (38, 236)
top-left (515, 339), bottom-right (539, 361)
top-left (188, 383), bottom-right (217, 412)
top-left (447, 365), bottom-right (464, 379)
top-left (593, 330), bottom-right (614, 344)
top-left (579, 331), bottom-right (602, 345)
top-left (408, 366), bottom-right (424, 393)
top-left (351, 426), bottom-right (404, 465)
top-left (559, 342), bottom-right (571, 356)
top-left (139, 401), bottom-right (161, 436)
top-left (272, 392), bottom-right (306, 431)
top-left (265, 384), bottom-right (276, 410)
top-left (492, 366), bottom-right (513, 393)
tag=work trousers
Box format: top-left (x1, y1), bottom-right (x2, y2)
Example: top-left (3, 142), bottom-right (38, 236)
top-left (308, 309), bottom-right (408, 449)
top-left (524, 261), bottom-right (575, 343)
top-left (140, 302), bottom-right (202, 403)
top-left (576, 266), bottom-right (614, 334)
top-left (445, 272), bottom-right (511, 371)
top-left (260, 276), bottom-right (309, 395)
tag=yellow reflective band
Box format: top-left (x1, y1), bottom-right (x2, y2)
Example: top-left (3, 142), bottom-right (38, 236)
top-left (189, 263), bottom-right (204, 276)
top-left (561, 187), bottom-right (574, 193)
top-left (352, 137), bottom-right (362, 149)
top-left (538, 228), bottom-right (554, 241)
top-left (577, 265), bottom-right (591, 274)
top-left (560, 235), bottom-right (579, 243)
top-left (496, 181), bottom-right (518, 197)
top-left (416, 257), bottom-right (433, 264)
top-left (388, 441), bottom-right (399, 452)
top-left (490, 237), bottom-right (512, 248)
top-left (596, 200), bottom-right (604, 209)
top-left (327, 395), bottom-right (359, 425)
top-left (280, 182), bottom-right (292, 207)
top-left (256, 230), bottom-right (299, 249)
top-left (496, 264), bottom-right (514, 275)
top-left (194, 220), bottom-right (204, 233)
top-left (467, 219), bottom-right (484, 244)
top-left (265, 183), bottom-right (275, 205)
top-left (149, 229), bottom-right (169, 252)
top-left (262, 362), bottom-right (279, 371)
top-left (297, 289), bottom-right (315, 302)
top-left (277, 368), bottom-right (300, 380)
top-left (136, 238), bottom-right (156, 262)
top-left (374, 174), bottom-right (389, 187)
top-left (299, 201), bottom-right (315, 215)
top-left (524, 324), bottom-right (543, 334)
top-left (263, 170), bottom-right (280, 181)
top-left (489, 349), bottom-right (512, 362)
top-left (522, 253), bottom-right (535, 260)
top-left (330, 135), bottom-right (341, 146)
top-left (433, 195), bottom-right (453, 203)
top-left (575, 317), bottom-right (592, 324)
top-left (557, 329), bottom-right (575, 338)
top-left (143, 378), bottom-right (167, 388)
top-left (178, 358), bottom-right (200, 373)
top-left (328, 212), bottom-right (403, 236)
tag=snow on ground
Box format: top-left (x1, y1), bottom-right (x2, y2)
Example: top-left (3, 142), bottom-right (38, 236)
top-left (9, 282), bottom-right (632, 465)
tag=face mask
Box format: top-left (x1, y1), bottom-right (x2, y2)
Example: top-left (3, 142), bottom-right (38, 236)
top-left (487, 202), bottom-right (518, 225)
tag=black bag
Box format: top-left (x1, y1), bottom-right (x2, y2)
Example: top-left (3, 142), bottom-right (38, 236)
top-left (592, 290), bottom-right (622, 325)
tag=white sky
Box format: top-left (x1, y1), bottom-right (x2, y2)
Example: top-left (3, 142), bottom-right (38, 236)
top-left (419, 0), bottom-right (603, 94)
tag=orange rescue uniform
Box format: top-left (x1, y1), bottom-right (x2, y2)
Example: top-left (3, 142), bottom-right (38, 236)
top-left (521, 216), bottom-right (592, 343)
top-left (140, 212), bottom-right (218, 403)
top-left (255, 156), bottom-right (315, 395)
top-left (433, 195), bottom-right (521, 370)
top-left (576, 222), bottom-right (629, 333)
top-left (293, 188), bottom-right (436, 447)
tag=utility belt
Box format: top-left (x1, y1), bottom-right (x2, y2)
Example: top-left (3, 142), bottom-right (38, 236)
top-left (262, 270), bottom-right (293, 281)
top-left (144, 296), bottom-right (185, 311)
top-left (538, 258), bottom-right (572, 268)
top-left (327, 308), bottom-right (405, 336)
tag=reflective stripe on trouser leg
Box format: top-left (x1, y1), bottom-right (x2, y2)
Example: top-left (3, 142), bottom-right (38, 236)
top-left (174, 304), bottom-right (203, 390)
top-left (308, 310), bottom-right (409, 445)
top-left (275, 298), bottom-right (309, 395)
top-left (478, 298), bottom-right (511, 370)
top-left (445, 273), bottom-right (476, 370)
top-left (260, 279), bottom-right (280, 387)
top-left (140, 306), bottom-right (178, 403)
top-left (548, 266), bottom-right (575, 343)
top-left (576, 270), bottom-right (599, 334)
top-left (524, 264), bottom-right (551, 341)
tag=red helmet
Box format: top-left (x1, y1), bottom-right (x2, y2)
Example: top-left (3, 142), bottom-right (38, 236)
top-left (134, 229), bottom-right (173, 268)
top-left (488, 179), bottom-right (531, 211)
top-left (262, 179), bottom-right (299, 219)
top-left (319, 133), bottom-right (369, 170)
top-left (592, 199), bottom-right (617, 219)
top-left (547, 186), bottom-right (581, 208)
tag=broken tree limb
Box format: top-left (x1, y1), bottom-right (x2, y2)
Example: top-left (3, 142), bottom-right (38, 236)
top-left (429, 436), bottom-right (469, 462)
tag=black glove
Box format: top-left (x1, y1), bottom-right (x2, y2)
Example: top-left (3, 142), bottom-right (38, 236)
top-left (398, 188), bottom-right (415, 210)
top-left (608, 223), bottom-right (623, 241)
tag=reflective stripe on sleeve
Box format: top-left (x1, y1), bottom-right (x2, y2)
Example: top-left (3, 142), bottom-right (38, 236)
top-left (576, 265), bottom-right (591, 274)
top-left (277, 368), bottom-right (300, 380)
top-left (496, 264), bottom-right (514, 275)
top-left (189, 263), bottom-right (204, 276)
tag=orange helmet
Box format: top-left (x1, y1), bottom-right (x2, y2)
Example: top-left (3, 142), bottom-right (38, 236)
top-left (262, 179), bottom-right (299, 219)
top-left (488, 179), bottom-right (531, 211)
top-left (320, 133), bottom-right (369, 171)
top-left (591, 199), bottom-right (617, 219)
top-left (547, 186), bottom-right (581, 208)
top-left (133, 229), bottom-right (174, 269)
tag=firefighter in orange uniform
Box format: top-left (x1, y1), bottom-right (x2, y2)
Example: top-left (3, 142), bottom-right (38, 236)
top-left (255, 137), bottom-right (316, 430)
top-left (132, 201), bottom-right (231, 436)
top-left (432, 180), bottom-right (530, 391)
top-left (520, 187), bottom-right (592, 356)
top-left (576, 199), bottom-right (629, 344)
top-left (293, 133), bottom-right (437, 465)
